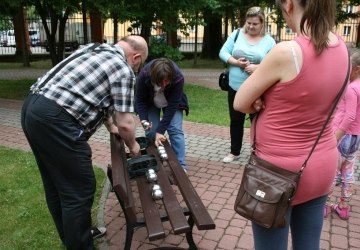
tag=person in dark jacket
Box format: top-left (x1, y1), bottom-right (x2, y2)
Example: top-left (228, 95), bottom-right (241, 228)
top-left (135, 58), bottom-right (189, 171)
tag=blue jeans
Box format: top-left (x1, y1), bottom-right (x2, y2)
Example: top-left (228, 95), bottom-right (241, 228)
top-left (146, 106), bottom-right (187, 169)
top-left (252, 195), bottom-right (327, 250)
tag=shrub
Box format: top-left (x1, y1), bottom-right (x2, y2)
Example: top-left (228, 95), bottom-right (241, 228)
top-left (148, 36), bottom-right (184, 62)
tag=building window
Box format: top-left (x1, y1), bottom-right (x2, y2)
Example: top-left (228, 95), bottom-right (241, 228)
top-left (346, 5), bottom-right (353, 13)
top-left (343, 26), bottom-right (351, 36)
top-left (266, 25), bottom-right (271, 34)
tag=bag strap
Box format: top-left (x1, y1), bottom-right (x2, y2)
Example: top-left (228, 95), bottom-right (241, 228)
top-left (252, 49), bottom-right (350, 174)
top-left (223, 28), bottom-right (241, 70)
top-left (234, 28), bottom-right (240, 43)
top-left (35, 43), bottom-right (101, 91)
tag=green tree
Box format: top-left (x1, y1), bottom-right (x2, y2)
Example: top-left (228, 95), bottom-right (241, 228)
top-left (30, 0), bottom-right (82, 65)
top-left (0, 0), bottom-right (32, 66)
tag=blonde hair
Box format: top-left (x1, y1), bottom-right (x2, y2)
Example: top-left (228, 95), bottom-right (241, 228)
top-left (276, 0), bottom-right (336, 55)
top-left (243, 6), bottom-right (266, 36)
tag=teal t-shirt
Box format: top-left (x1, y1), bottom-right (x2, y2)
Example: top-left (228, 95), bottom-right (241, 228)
top-left (219, 29), bottom-right (276, 91)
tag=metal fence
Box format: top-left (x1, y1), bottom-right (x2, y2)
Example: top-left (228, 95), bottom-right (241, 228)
top-left (0, 16), bottom-right (359, 56)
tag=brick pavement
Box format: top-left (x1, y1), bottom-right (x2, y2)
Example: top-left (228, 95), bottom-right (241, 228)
top-left (0, 68), bottom-right (359, 249)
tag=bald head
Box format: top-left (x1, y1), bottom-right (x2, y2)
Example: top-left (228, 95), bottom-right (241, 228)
top-left (118, 35), bottom-right (148, 62)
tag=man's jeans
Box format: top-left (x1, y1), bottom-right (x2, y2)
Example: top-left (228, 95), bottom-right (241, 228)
top-left (146, 106), bottom-right (187, 169)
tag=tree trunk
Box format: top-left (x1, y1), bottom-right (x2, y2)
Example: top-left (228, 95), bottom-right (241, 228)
top-left (90, 11), bottom-right (104, 43)
top-left (82, 0), bottom-right (88, 44)
top-left (356, 20), bottom-right (360, 47)
top-left (13, 7), bottom-right (31, 65)
top-left (168, 31), bottom-right (178, 48)
top-left (113, 15), bottom-right (118, 44)
top-left (202, 9), bottom-right (223, 59)
top-left (140, 21), bottom-right (152, 45)
top-left (193, 12), bottom-right (199, 67)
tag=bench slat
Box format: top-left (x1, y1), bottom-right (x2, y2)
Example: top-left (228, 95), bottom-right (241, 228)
top-left (162, 140), bottom-right (216, 230)
top-left (146, 146), bottom-right (190, 235)
top-left (156, 166), bottom-right (190, 234)
top-left (136, 177), bottom-right (166, 241)
top-left (110, 134), bottom-right (137, 224)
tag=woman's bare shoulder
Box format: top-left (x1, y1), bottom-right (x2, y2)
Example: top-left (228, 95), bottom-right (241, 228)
top-left (261, 41), bottom-right (294, 68)
top-left (259, 40), bottom-right (301, 84)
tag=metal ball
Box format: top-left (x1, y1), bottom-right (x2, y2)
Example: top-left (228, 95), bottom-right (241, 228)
top-left (152, 189), bottom-right (163, 199)
top-left (142, 121), bottom-right (150, 129)
top-left (160, 153), bottom-right (168, 160)
top-left (146, 172), bottom-right (157, 182)
top-left (147, 168), bottom-right (155, 175)
top-left (152, 184), bottom-right (161, 191)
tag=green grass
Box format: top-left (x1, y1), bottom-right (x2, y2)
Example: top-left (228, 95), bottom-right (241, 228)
top-left (177, 58), bottom-right (224, 69)
top-left (0, 79), bottom-right (233, 127)
top-left (184, 84), bottom-right (229, 126)
top-left (0, 80), bottom-right (34, 100)
top-left (0, 146), bottom-right (106, 250)
top-left (0, 60), bottom-right (52, 69)
top-left (0, 58), bottom-right (223, 70)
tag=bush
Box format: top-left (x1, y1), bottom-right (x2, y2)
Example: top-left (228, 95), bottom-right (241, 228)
top-left (148, 36), bottom-right (184, 62)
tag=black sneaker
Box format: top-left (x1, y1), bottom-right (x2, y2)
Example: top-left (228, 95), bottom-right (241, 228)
top-left (91, 226), bottom-right (106, 239)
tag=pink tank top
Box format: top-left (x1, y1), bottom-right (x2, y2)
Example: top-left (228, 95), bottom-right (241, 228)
top-left (253, 36), bottom-right (348, 205)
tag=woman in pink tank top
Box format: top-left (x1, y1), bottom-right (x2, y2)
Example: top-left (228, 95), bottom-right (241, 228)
top-left (233, 0), bottom-right (349, 249)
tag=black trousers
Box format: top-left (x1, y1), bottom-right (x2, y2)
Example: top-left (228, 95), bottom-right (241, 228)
top-left (21, 94), bottom-right (95, 250)
top-left (227, 87), bottom-right (249, 156)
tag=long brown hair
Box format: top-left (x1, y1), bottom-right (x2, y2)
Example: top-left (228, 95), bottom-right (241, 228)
top-left (276, 0), bottom-right (336, 55)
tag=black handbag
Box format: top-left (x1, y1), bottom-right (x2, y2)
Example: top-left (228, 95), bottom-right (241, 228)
top-left (218, 69), bottom-right (229, 91)
top-left (234, 53), bottom-right (350, 228)
top-left (219, 28), bottom-right (240, 91)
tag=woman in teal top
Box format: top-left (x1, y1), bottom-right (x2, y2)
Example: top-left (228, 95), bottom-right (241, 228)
top-left (219, 6), bottom-right (275, 163)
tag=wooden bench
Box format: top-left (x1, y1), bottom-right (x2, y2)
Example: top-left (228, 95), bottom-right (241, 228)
top-left (107, 134), bottom-right (215, 249)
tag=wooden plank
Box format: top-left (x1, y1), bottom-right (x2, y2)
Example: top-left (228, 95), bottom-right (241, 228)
top-left (136, 177), bottom-right (165, 241)
top-left (146, 145), bottom-right (190, 235)
top-left (162, 140), bottom-right (216, 230)
top-left (110, 134), bottom-right (137, 223)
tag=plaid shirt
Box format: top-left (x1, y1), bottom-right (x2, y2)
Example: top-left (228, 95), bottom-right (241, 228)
top-left (31, 43), bottom-right (136, 128)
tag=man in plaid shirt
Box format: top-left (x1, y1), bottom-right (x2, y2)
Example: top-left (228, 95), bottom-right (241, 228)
top-left (21, 35), bottom-right (148, 249)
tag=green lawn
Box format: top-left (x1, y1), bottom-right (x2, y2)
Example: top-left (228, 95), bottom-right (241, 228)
top-left (0, 60), bottom-right (52, 69)
top-left (0, 79), bottom-right (35, 100)
top-left (0, 56), bottom-right (253, 128)
top-left (0, 58), bottom-right (223, 70)
top-left (0, 79), bottom-right (234, 127)
top-left (0, 146), bottom-right (106, 250)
